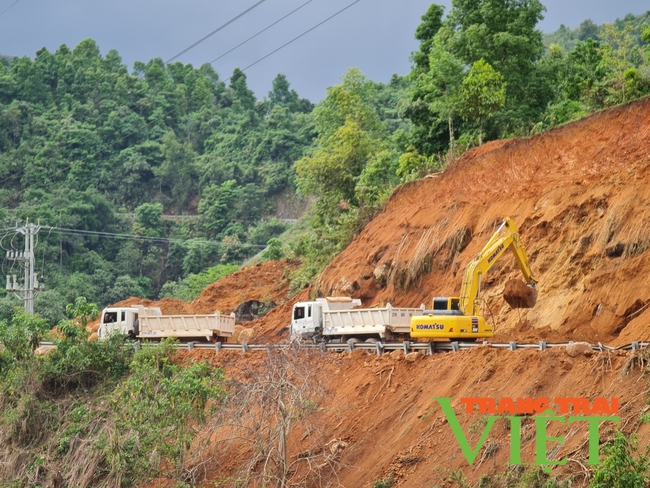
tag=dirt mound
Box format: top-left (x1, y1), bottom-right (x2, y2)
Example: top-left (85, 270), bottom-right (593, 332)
top-left (178, 346), bottom-right (648, 488)
top-left (191, 259), bottom-right (299, 314)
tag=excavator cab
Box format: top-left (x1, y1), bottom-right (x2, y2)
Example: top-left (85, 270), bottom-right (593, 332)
top-left (424, 297), bottom-right (464, 316)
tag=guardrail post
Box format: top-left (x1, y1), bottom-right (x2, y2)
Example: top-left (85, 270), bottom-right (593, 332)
top-left (133, 342), bottom-right (141, 352)
top-left (632, 341), bottom-right (639, 351)
top-left (215, 342), bottom-right (222, 354)
top-left (375, 341), bottom-right (384, 357)
top-left (320, 342), bottom-right (327, 354)
top-left (347, 339), bottom-right (356, 353)
top-left (187, 342), bottom-right (194, 350)
top-left (509, 341), bottom-right (517, 351)
top-left (539, 341), bottom-right (546, 351)
top-left (242, 343), bottom-right (249, 353)
top-left (451, 341), bottom-right (459, 353)
top-left (403, 341), bottom-right (410, 354)
top-left (428, 342), bottom-right (435, 355)
top-left (598, 342), bottom-right (604, 352)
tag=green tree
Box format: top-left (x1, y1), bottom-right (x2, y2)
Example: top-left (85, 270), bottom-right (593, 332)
top-left (296, 119), bottom-right (374, 206)
top-left (599, 23), bottom-right (648, 104)
top-left (643, 26), bottom-right (650, 60)
top-left (420, 37), bottom-right (464, 149)
top-left (198, 179), bottom-right (239, 237)
top-left (411, 4), bottom-right (446, 74)
top-left (296, 69), bottom-right (383, 212)
top-left (458, 59), bottom-right (506, 145)
top-left (155, 131), bottom-right (198, 207)
top-left (134, 202), bottom-right (164, 237)
top-left (65, 296), bottom-right (99, 329)
top-left (229, 68), bottom-right (256, 110)
top-left (444, 0), bottom-right (547, 131)
top-left (0, 310), bottom-right (50, 360)
top-left (591, 431), bottom-right (650, 488)
top-left (261, 237), bottom-right (285, 261)
top-left (446, 0), bottom-right (545, 89)
top-left (113, 345), bottom-right (226, 479)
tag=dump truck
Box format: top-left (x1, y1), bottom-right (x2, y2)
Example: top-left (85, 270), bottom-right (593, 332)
top-left (291, 297), bottom-right (425, 343)
top-left (410, 217), bottom-right (537, 340)
top-left (98, 305), bottom-right (236, 342)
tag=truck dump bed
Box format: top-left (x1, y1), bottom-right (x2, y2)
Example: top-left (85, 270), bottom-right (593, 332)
top-left (323, 304), bottom-right (425, 338)
top-left (136, 306), bottom-right (236, 341)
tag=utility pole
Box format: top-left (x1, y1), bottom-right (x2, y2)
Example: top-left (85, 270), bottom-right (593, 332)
top-left (5, 220), bottom-right (44, 314)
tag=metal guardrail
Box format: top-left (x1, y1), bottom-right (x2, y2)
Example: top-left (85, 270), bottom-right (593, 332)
top-left (37, 340), bottom-right (650, 356)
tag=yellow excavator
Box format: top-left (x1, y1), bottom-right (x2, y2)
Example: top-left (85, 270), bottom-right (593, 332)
top-left (410, 217), bottom-right (537, 340)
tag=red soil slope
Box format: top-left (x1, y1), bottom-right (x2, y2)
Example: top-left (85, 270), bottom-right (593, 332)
top-left (315, 98), bottom-right (650, 347)
top-left (177, 347), bottom-right (649, 488)
top-left (139, 98), bottom-right (650, 487)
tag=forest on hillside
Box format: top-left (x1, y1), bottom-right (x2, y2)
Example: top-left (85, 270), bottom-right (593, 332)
top-left (0, 1), bottom-right (649, 325)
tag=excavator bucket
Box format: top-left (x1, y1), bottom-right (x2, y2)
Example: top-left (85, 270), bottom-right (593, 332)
top-left (503, 279), bottom-right (538, 309)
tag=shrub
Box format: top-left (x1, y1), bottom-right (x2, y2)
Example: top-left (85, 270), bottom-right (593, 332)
top-left (591, 431), bottom-right (650, 487)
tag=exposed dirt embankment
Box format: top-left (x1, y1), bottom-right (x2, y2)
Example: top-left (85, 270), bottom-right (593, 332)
top-left (315, 98), bottom-right (650, 346)
top-left (177, 346), bottom-right (650, 488)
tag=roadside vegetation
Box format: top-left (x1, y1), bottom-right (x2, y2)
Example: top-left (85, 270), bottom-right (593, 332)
top-left (0, 302), bottom-right (225, 487)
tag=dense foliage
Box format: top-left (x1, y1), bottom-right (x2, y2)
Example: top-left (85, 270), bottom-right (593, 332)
top-left (405, 3), bottom-right (650, 155)
top-left (0, 307), bottom-right (225, 487)
top-left (0, 42), bottom-right (314, 320)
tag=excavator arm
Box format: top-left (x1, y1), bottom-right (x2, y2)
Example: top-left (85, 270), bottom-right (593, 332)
top-left (410, 217), bottom-right (537, 340)
top-left (459, 218), bottom-right (537, 316)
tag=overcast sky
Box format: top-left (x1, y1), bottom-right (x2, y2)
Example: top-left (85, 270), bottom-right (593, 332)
top-left (1, 0), bottom-right (648, 101)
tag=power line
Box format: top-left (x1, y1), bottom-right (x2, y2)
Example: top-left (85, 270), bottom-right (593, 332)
top-left (44, 226), bottom-right (267, 248)
top-left (166, 0), bottom-right (268, 64)
top-left (209, 0), bottom-right (316, 65)
top-left (0, 0), bottom-right (20, 18)
top-left (227, 0), bottom-right (362, 78)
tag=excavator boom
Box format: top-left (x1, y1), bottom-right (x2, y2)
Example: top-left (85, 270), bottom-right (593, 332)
top-left (459, 218), bottom-right (537, 316)
top-left (410, 218), bottom-right (537, 340)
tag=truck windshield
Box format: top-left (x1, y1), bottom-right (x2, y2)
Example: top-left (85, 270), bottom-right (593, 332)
top-left (293, 307), bottom-right (305, 320)
top-left (104, 312), bottom-right (118, 324)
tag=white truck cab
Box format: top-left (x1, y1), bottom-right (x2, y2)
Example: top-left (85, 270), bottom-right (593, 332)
top-left (98, 305), bottom-right (157, 339)
top-left (291, 297), bottom-right (362, 339)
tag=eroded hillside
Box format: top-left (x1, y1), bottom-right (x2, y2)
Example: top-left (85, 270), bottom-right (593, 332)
top-left (136, 98), bottom-right (650, 487)
top-left (314, 97), bottom-right (650, 346)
